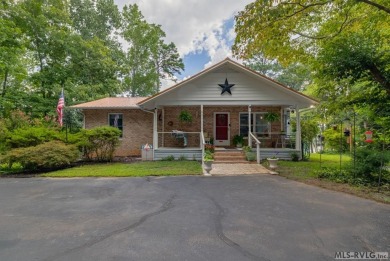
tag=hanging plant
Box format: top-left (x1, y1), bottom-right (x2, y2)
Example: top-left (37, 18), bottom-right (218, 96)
top-left (263, 112), bottom-right (280, 123)
top-left (178, 110), bottom-right (193, 123)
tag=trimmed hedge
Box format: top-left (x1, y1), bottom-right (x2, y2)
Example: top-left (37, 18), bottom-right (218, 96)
top-left (78, 126), bottom-right (121, 162)
top-left (1, 141), bottom-right (79, 170)
top-left (5, 126), bottom-right (58, 148)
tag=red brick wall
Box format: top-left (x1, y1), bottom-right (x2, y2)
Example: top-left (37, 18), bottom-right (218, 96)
top-left (83, 106), bottom-right (282, 154)
top-left (83, 109), bottom-right (153, 156)
top-left (160, 106), bottom-right (282, 147)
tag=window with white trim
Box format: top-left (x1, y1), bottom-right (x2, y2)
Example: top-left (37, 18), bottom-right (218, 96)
top-left (239, 112), bottom-right (270, 137)
top-left (109, 113), bottom-right (123, 137)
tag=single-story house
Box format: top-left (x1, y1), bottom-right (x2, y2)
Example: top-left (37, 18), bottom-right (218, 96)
top-left (72, 58), bottom-right (318, 160)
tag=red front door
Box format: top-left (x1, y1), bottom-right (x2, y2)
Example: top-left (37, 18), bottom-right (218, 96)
top-left (214, 113), bottom-right (229, 146)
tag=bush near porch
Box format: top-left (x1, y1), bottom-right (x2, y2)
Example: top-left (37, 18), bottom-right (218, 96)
top-left (0, 111), bottom-right (122, 173)
top-left (277, 153), bottom-right (390, 203)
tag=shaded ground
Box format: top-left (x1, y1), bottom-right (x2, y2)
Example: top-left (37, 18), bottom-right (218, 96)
top-left (0, 176), bottom-right (389, 261)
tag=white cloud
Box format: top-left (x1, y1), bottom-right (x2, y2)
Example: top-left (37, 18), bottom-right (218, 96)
top-left (115, 0), bottom-right (251, 67)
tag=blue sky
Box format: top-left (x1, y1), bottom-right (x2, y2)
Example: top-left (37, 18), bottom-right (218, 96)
top-left (181, 50), bottom-right (210, 79)
top-left (115, 0), bottom-right (252, 86)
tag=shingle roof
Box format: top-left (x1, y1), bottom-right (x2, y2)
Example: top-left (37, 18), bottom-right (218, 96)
top-left (71, 97), bottom-right (147, 109)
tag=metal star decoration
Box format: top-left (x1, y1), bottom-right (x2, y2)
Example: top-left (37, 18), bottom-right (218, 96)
top-left (218, 78), bottom-right (235, 95)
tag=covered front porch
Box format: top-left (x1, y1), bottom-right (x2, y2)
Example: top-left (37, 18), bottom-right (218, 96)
top-left (151, 104), bottom-right (302, 161)
top-left (137, 58), bottom-right (317, 162)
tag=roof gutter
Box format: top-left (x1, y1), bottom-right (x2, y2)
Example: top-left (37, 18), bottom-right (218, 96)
top-left (139, 106), bottom-right (155, 114)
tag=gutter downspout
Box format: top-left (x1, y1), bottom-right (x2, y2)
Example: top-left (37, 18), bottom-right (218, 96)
top-left (139, 106), bottom-right (156, 160)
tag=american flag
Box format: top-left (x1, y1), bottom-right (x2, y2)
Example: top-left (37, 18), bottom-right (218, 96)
top-left (57, 89), bottom-right (65, 127)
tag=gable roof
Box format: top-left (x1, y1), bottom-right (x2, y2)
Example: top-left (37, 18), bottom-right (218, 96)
top-left (71, 97), bottom-right (147, 109)
top-left (138, 58), bottom-right (318, 108)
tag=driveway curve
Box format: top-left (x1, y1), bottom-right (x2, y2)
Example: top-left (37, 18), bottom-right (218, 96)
top-left (0, 175), bottom-right (388, 261)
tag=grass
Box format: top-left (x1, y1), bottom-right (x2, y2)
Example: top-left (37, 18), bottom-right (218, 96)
top-left (277, 153), bottom-right (351, 180)
top-left (276, 153), bottom-right (390, 204)
top-left (41, 161), bottom-right (202, 177)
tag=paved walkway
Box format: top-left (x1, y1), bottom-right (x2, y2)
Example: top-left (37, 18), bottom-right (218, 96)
top-left (208, 163), bottom-right (271, 175)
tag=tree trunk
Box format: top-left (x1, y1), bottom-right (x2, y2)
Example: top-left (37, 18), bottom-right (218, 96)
top-left (358, 0), bottom-right (390, 14)
top-left (1, 69), bottom-right (8, 97)
top-left (367, 64), bottom-right (390, 96)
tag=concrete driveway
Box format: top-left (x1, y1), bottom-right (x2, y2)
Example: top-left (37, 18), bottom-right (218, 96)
top-left (0, 175), bottom-right (389, 261)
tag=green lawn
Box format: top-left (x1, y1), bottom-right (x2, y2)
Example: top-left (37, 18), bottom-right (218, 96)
top-left (277, 153), bottom-right (351, 180)
top-left (42, 161), bottom-right (203, 177)
top-left (276, 153), bottom-right (389, 204)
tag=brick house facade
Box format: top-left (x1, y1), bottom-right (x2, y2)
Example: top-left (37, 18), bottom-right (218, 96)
top-left (73, 58), bottom-right (318, 159)
top-left (83, 109), bottom-right (153, 156)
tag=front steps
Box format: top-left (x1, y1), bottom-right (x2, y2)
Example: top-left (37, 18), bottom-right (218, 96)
top-left (213, 149), bottom-right (250, 164)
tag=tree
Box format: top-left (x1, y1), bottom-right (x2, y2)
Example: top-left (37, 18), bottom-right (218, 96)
top-left (234, 0), bottom-right (389, 140)
top-left (0, 0), bottom-right (183, 118)
top-left (244, 54), bottom-right (311, 91)
top-left (0, 1), bottom-right (26, 98)
top-left (234, 1), bottom-right (389, 62)
top-left (69, 0), bottom-right (121, 43)
top-left (152, 35), bottom-right (184, 92)
top-left (121, 4), bottom-right (158, 97)
top-left (121, 4), bottom-right (183, 96)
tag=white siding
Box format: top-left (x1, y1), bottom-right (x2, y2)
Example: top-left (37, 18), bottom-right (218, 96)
top-left (140, 59), bottom-right (317, 109)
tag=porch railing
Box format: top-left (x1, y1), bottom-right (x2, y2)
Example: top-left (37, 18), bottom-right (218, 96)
top-left (249, 131), bottom-right (261, 164)
top-left (250, 132), bottom-right (296, 149)
top-left (157, 132), bottom-right (202, 149)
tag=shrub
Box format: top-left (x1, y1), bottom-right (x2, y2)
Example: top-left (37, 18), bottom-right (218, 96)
top-left (203, 150), bottom-right (214, 162)
top-left (242, 146), bottom-right (252, 153)
top-left (178, 155), bottom-right (187, 161)
top-left (0, 141), bottom-right (79, 170)
top-left (6, 126), bottom-right (58, 148)
top-left (353, 148), bottom-right (390, 180)
top-left (0, 122), bottom-right (9, 153)
top-left (290, 152), bottom-right (299, 161)
top-left (245, 152), bottom-right (256, 161)
top-left (322, 128), bottom-right (348, 153)
top-left (78, 126), bottom-right (121, 162)
top-left (233, 135), bottom-right (244, 146)
top-left (162, 155), bottom-right (175, 161)
top-left (204, 144), bottom-right (215, 153)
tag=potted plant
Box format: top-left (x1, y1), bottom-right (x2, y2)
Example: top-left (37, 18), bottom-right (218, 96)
top-left (178, 110), bottom-right (193, 124)
top-left (263, 112), bottom-right (280, 123)
top-left (267, 153), bottom-right (279, 170)
top-left (232, 134), bottom-right (244, 148)
top-left (203, 151), bottom-right (214, 175)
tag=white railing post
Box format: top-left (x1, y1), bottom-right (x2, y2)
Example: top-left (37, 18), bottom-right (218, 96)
top-left (248, 105), bottom-right (252, 148)
top-left (201, 132), bottom-right (205, 166)
top-left (250, 132), bottom-right (261, 164)
top-left (154, 108), bottom-right (158, 150)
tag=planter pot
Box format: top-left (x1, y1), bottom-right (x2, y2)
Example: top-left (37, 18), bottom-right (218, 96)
top-left (267, 158), bottom-right (279, 170)
top-left (236, 143), bottom-right (243, 148)
top-left (203, 161), bottom-right (213, 174)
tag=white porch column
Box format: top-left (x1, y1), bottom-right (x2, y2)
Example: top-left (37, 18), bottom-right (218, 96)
top-left (161, 108), bottom-right (165, 147)
top-left (295, 108), bottom-right (301, 153)
top-left (201, 104), bottom-right (204, 134)
top-left (248, 105), bottom-right (252, 147)
top-left (153, 108), bottom-right (158, 150)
